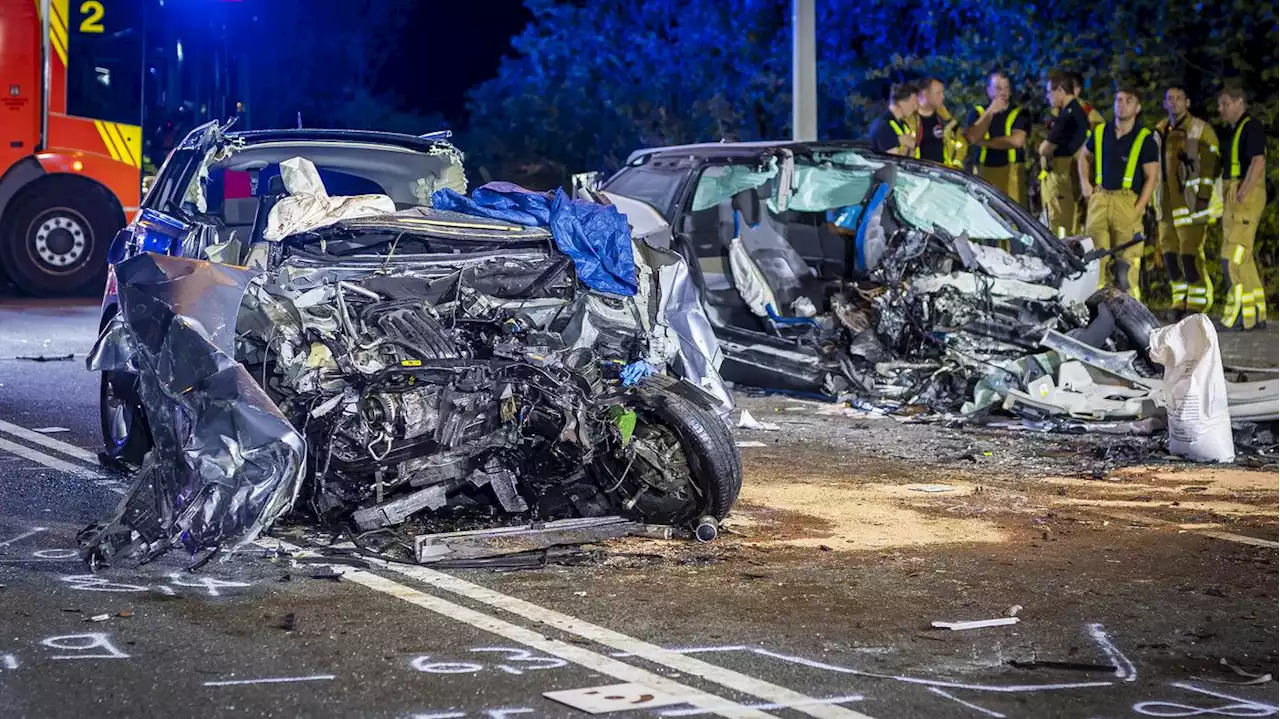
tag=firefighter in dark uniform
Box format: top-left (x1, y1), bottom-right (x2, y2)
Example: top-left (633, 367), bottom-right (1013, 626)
top-left (1216, 85), bottom-right (1268, 330)
top-left (965, 71), bottom-right (1031, 207)
top-left (910, 78), bottom-right (952, 164)
top-left (867, 82), bottom-right (919, 156)
top-left (1078, 87), bottom-right (1160, 300)
top-left (1038, 71), bottom-right (1089, 238)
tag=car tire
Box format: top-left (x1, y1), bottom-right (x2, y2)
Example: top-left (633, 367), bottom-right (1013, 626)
top-left (624, 379), bottom-right (742, 524)
top-left (99, 370), bottom-right (151, 467)
top-left (0, 178), bottom-right (119, 296)
top-left (1085, 288), bottom-right (1164, 377)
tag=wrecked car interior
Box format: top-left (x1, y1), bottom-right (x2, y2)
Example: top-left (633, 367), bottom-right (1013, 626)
top-left (80, 126), bottom-right (740, 568)
top-left (601, 144), bottom-right (1278, 441)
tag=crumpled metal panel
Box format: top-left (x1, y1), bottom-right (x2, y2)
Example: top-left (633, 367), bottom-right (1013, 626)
top-left (80, 253), bottom-right (305, 566)
top-left (651, 249), bottom-right (732, 417)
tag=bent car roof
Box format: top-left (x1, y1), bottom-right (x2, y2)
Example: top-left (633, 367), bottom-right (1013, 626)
top-left (227, 129), bottom-right (455, 154)
top-left (623, 139), bottom-right (871, 164)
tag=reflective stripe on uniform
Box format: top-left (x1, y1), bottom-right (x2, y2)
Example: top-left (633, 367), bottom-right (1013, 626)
top-left (1122, 128), bottom-right (1152, 189)
top-left (1229, 118), bottom-right (1251, 178)
top-left (1093, 123), bottom-right (1105, 186)
top-left (976, 106), bottom-right (1021, 166)
top-left (1233, 244), bottom-right (1246, 264)
top-left (1222, 284), bottom-right (1245, 326)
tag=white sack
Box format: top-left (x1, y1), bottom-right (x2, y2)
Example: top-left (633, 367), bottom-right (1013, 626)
top-left (264, 157), bottom-right (396, 241)
top-left (1147, 314), bottom-right (1235, 463)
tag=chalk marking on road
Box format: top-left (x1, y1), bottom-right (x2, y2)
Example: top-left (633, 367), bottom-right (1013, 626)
top-left (41, 632), bottom-right (130, 660)
top-left (0, 419), bottom-right (97, 464)
top-left (1133, 681), bottom-right (1280, 717)
top-left (0, 527), bottom-right (47, 548)
top-left (265, 538), bottom-right (874, 719)
top-left (611, 643), bottom-right (1115, 694)
top-left (925, 688), bottom-right (1006, 718)
top-left (659, 695), bottom-right (867, 718)
top-left (0, 436), bottom-right (99, 479)
top-left (367, 559), bottom-right (878, 719)
top-left (1087, 623), bottom-right (1137, 682)
top-left (203, 674), bottom-right (336, 687)
top-left (332, 566), bottom-right (780, 719)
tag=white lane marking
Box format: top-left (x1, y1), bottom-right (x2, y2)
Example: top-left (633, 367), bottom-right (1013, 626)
top-left (925, 688), bottom-right (1006, 718)
top-left (364, 556), bottom-right (877, 719)
top-left (1195, 530), bottom-right (1280, 549)
top-left (0, 527), bottom-right (47, 548)
top-left (0, 436), bottom-right (100, 479)
top-left (334, 567), bottom-right (778, 719)
top-left (660, 696), bottom-right (866, 717)
top-left (0, 419), bottom-right (98, 464)
top-left (1087, 624), bottom-right (1137, 682)
top-left (204, 674), bottom-right (336, 687)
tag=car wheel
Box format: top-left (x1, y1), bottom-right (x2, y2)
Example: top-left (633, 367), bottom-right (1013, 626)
top-left (598, 379), bottom-right (742, 526)
top-left (99, 370), bottom-right (151, 467)
top-left (0, 179), bottom-right (119, 296)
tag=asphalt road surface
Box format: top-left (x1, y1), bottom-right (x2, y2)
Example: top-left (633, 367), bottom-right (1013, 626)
top-left (0, 298), bottom-right (1276, 719)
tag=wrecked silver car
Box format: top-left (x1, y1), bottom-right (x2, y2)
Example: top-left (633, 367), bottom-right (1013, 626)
top-left (81, 124), bottom-right (740, 567)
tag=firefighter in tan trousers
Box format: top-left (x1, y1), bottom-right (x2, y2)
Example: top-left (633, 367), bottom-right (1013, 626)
top-left (1078, 88), bottom-right (1160, 300)
top-left (1038, 72), bottom-right (1089, 238)
top-left (1155, 86), bottom-right (1220, 317)
top-left (1216, 86), bottom-right (1269, 330)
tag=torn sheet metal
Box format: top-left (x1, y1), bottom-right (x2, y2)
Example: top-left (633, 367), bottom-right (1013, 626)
top-left (80, 253), bottom-right (304, 566)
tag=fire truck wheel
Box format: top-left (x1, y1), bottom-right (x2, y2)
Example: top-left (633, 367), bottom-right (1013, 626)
top-left (1, 179), bottom-right (118, 296)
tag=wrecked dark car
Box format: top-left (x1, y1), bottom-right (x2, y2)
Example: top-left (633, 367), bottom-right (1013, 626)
top-left (82, 124), bottom-right (740, 567)
top-left (592, 144), bottom-right (1172, 417)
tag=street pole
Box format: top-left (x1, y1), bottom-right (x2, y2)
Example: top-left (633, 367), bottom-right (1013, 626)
top-left (792, 0), bottom-right (817, 141)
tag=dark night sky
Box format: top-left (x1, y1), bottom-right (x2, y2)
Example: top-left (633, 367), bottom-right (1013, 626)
top-left (378, 0), bottom-right (532, 123)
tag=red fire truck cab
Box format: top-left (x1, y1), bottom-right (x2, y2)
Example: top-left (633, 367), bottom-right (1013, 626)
top-left (0, 0), bottom-right (142, 295)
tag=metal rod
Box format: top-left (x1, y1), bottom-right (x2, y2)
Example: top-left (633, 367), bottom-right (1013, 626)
top-left (791, 0), bottom-right (817, 141)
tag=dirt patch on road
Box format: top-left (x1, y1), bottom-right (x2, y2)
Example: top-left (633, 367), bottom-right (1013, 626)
top-left (729, 454), bottom-right (1008, 550)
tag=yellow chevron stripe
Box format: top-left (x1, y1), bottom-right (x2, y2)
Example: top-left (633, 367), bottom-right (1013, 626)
top-left (112, 123), bottom-right (143, 168)
top-left (94, 121), bottom-right (123, 162)
top-left (50, 0), bottom-right (68, 67)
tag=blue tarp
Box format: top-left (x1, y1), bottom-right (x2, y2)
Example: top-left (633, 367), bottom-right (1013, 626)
top-left (432, 182), bottom-right (637, 296)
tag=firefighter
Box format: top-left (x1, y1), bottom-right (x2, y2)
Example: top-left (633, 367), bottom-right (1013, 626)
top-left (965, 71), bottom-right (1031, 206)
top-left (1038, 71), bottom-right (1089, 238)
top-left (1078, 87), bottom-right (1160, 300)
top-left (1216, 85), bottom-right (1268, 331)
top-left (1155, 86), bottom-right (1221, 317)
top-left (868, 82), bottom-right (919, 156)
top-left (910, 78), bottom-right (952, 164)
top-left (1069, 73), bottom-right (1106, 127)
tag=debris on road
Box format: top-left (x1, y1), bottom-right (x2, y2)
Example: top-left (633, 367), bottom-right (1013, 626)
top-left (80, 169), bottom-right (741, 569)
top-left (32, 427), bottom-right (70, 434)
top-left (737, 409), bottom-right (781, 431)
top-left (15, 353), bottom-right (74, 362)
top-left (84, 614), bottom-right (110, 623)
top-left (1003, 604), bottom-right (1023, 617)
top-left (414, 517), bottom-right (668, 564)
top-left (1008, 660), bottom-right (1117, 673)
top-left (931, 617), bottom-right (1021, 630)
top-left (736, 440), bottom-right (768, 448)
top-left (544, 683), bottom-right (684, 714)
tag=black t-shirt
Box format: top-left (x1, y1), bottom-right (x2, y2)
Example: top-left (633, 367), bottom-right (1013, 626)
top-left (1223, 115), bottom-right (1265, 179)
top-left (868, 110), bottom-right (908, 153)
top-left (1046, 98), bottom-right (1088, 158)
top-left (1085, 122), bottom-right (1159, 194)
top-left (917, 112), bottom-right (945, 162)
top-left (965, 105), bottom-right (1031, 166)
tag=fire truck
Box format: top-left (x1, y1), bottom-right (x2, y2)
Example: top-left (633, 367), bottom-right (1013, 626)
top-left (0, 0), bottom-right (144, 295)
